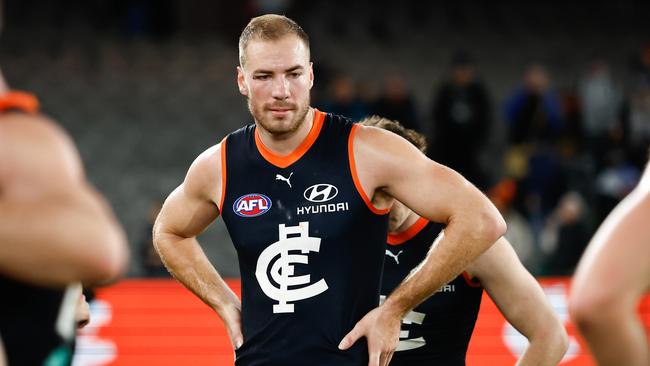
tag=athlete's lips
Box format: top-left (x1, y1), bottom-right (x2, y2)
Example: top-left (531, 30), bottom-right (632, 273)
top-left (268, 107), bottom-right (294, 118)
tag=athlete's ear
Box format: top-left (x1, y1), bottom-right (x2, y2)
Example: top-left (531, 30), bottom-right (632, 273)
top-left (309, 62), bottom-right (314, 90)
top-left (237, 66), bottom-right (248, 96)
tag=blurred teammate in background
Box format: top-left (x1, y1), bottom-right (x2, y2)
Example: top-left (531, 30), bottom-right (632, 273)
top-left (0, 65), bottom-right (128, 365)
top-left (362, 116), bottom-right (567, 366)
top-left (570, 159), bottom-right (650, 366)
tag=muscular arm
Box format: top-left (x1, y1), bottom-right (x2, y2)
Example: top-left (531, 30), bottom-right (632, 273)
top-left (467, 237), bottom-right (568, 365)
top-left (357, 125), bottom-right (506, 316)
top-left (339, 125), bottom-right (506, 365)
top-left (152, 144), bottom-right (243, 349)
top-left (0, 114), bottom-right (127, 286)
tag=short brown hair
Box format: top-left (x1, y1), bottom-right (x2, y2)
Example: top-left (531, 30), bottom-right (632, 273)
top-left (359, 115), bottom-right (428, 153)
top-left (239, 14), bottom-right (310, 67)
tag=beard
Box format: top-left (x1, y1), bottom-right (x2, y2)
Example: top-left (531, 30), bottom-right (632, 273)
top-left (249, 96), bottom-right (310, 137)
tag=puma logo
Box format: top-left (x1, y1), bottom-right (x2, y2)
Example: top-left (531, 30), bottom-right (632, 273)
top-left (275, 172), bottom-right (293, 188)
top-left (385, 249), bottom-right (404, 265)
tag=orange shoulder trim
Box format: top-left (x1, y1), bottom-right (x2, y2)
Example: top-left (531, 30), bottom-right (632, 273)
top-left (388, 217), bottom-right (429, 245)
top-left (218, 136), bottom-right (228, 212)
top-left (348, 124), bottom-right (390, 216)
top-left (0, 91), bottom-right (39, 114)
top-left (462, 271), bottom-right (482, 288)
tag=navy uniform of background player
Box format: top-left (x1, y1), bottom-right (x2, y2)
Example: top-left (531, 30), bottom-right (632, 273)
top-left (154, 15), bottom-right (506, 366)
top-left (0, 68), bottom-right (127, 365)
top-left (360, 116), bottom-right (568, 366)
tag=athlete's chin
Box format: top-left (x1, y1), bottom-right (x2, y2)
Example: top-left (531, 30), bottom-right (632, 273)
top-left (259, 119), bottom-right (298, 135)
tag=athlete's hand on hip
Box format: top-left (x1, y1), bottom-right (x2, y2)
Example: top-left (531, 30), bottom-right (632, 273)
top-left (338, 305), bottom-right (401, 366)
top-left (220, 303), bottom-right (244, 350)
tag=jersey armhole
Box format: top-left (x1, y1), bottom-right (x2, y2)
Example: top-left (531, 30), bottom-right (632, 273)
top-left (462, 271), bottom-right (482, 288)
top-left (218, 136), bottom-right (228, 212)
top-left (348, 124), bottom-right (390, 215)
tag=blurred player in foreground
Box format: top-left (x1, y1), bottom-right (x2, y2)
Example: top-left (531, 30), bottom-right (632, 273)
top-left (0, 66), bottom-right (128, 365)
top-left (570, 159), bottom-right (650, 366)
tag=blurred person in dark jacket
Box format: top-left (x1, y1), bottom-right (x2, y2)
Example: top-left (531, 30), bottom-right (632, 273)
top-left (430, 51), bottom-right (493, 190)
top-left (540, 192), bottom-right (592, 275)
top-left (375, 74), bottom-right (420, 132)
top-left (505, 64), bottom-right (563, 145)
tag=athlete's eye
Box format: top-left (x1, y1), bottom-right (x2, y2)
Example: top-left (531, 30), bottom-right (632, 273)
top-left (254, 74), bottom-right (271, 80)
top-left (288, 72), bottom-right (301, 78)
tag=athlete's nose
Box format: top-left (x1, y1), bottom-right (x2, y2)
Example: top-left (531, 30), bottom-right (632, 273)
top-left (271, 76), bottom-right (290, 99)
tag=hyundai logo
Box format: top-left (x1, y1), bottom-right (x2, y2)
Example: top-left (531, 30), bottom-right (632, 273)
top-left (304, 184), bottom-right (339, 203)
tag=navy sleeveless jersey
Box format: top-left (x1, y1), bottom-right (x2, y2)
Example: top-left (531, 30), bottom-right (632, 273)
top-left (381, 218), bottom-right (483, 366)
top-left (220, 110), bottom-right (389, 366)
top-left (0, 276), bottom-right (77, 365)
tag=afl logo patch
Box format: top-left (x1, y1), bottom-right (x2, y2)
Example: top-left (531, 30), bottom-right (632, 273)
top-left (233, 194), bottom-right (272, 217)
top-left (304, 184), bottom-right (339, 203)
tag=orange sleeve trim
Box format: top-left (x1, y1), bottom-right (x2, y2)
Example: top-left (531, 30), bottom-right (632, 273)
top-left (388, 217), bottom-right (429, 245)
top-left (254, 109), bottom-right (325, 168)
top-left (348, 124), bottom-right (390, 216)
top-left (218, 136), bottom-right (228, 212)
top-left (462, 271), bottom-right (481, 288)
top-left (0, 91), bottom-right (39, 113)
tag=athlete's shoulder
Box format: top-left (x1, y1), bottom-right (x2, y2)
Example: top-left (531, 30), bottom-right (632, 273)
top-left (0, 113), bottom-right (74, 151)
top-left (183, 137), bottom-right (232, 205)
top-left (0, 113), bottom-right (83, 186)
top-left (351, 122), bottom-right (420, 157)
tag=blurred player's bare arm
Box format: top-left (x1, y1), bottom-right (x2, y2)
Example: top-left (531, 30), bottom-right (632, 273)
top-left (468, 237), bottom-right (568, 365)
top-left (339, 126), bottom-right (506, 365)
top-left (0, 113), bottom-right (128, 286)
top-left (153, 144), bottom-right (243, 349)
top-left (570, 163), bottom-right (650, 366)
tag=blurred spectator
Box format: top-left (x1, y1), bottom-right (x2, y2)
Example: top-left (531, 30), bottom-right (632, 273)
top-left (513, 147), bottom-right (568, 246)
top-left (504, 64), bottom-right (567, 247)
top-left (540, 192), bottom-right (592, 275)
top-left (430, 51), bottom-right (493, 189)
top-left (593, 150), bottom-right (641, 224)
top-left (140, 201), bottom-right (169, 277)
top-left (628, 83), bottom-right (650, 167)
top-left (321, 75), bottom-right (368, 122)
top-left (357, 78), bottom-right (381, 116)
top-left (375, 74), bottom-right (420, 132)
top-left (578, 60), bottom-right (624, 169)
top-left (488, 179), bottom-right (536, 271)
top-left (635, 42), bottom-right (650, 87)
top-left (504, 64), bottom-right (563, 145)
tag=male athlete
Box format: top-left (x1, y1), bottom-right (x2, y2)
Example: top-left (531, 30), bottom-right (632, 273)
top-left (570, 160), bottom-right (650, 366)
top-left (361, 116), bottom-right (568, 366)
top-left (153, 15), bottom-right (506, 366)
top-left (0, 67), bottom-right (128, 365)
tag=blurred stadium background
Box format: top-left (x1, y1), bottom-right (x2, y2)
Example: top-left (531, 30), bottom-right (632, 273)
top-left (1, 0), bottom-right (649, 364)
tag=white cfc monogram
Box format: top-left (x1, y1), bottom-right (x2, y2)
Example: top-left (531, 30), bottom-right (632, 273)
top-left (255, 222), bottom-right (329, 313)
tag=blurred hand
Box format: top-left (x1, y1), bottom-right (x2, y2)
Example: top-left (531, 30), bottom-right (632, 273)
top-left (338, 305), bottom-right (401, 366)
top-left (75, 293), bottom-right (90, 329)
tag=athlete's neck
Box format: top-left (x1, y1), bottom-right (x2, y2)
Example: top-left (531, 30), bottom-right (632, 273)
top-left (256, 108), bottom-right (315, 156)
top-left (390, 210), bottom-right (421, 235)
